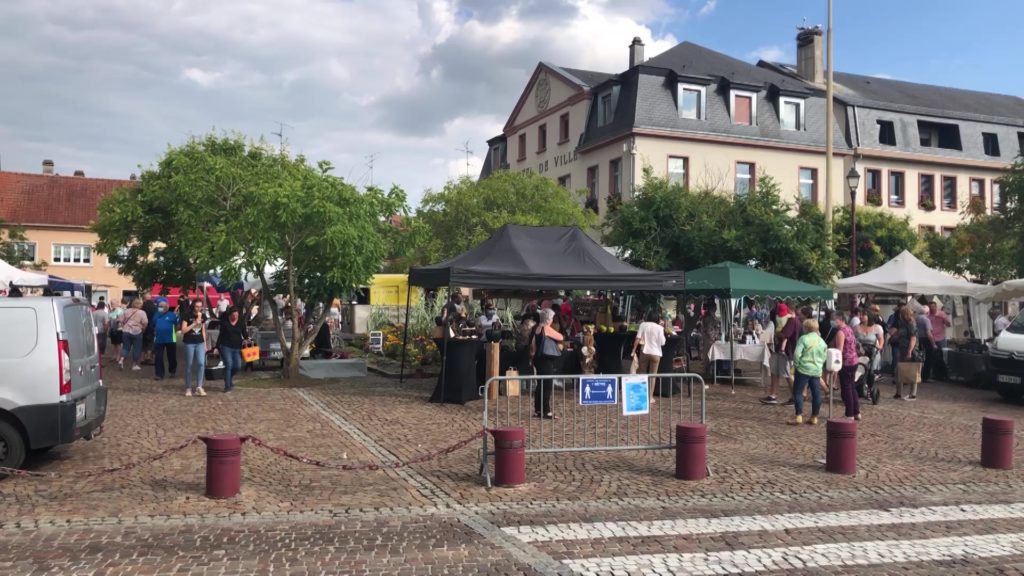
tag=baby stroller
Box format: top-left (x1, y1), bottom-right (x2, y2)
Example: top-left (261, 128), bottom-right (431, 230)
top-left (854, 343), bottom-right (882, 405)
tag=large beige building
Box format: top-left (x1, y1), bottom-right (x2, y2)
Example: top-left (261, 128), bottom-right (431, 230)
top-left (482, 30), bottom-right (1024, 235)
top-left (0, 161), bottom-right (138, 302)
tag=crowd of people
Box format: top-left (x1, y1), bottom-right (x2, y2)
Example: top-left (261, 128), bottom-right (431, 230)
top-left (90, 290), bottom-right (265, 397)
top-left (727, 296), bottom-right (963, 425)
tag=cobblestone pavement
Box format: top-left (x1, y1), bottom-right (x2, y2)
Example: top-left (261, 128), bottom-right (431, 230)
top-left (1, 364), bottom-right (1022, 574)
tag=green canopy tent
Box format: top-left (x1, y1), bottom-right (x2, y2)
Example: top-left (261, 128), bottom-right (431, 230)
top-left (684, 261), bottom-right (833, 392)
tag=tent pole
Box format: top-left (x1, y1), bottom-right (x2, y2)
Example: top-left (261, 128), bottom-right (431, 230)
top-left (730, 296), bottom-right (736, 394)
top-left (399, 284), bottom-right (412, 384)
top-left (440, 282), bottom-right (453, 402)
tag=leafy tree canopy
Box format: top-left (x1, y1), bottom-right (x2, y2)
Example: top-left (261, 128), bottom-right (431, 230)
top-left (413, 170), bottom-right (596, 265)
top-left (918, 157), bottom-right (1024, 283)
top-left (603, 168), bottom-right (837, 286)
top-left (0, 220), bottom-right (46, 271)
top-left (831, 206), bottom-right (919, 278)
top-left (93, 133), bottom-right (406, 377)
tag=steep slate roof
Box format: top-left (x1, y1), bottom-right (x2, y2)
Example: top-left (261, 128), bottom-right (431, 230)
top-left (831, 70), bottom-right (1024, 126)
top-left (579, 41), bottom-right (847, 151)
top-left (554, 66), bottom-right (615, 89)
top-left (645, 41), bottom-right (812, 93)
top-left (0, 171), bottom-right (134, 227)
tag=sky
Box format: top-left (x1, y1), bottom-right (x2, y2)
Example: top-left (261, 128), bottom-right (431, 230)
top-left (1, 0), bottom-right (1020, 206)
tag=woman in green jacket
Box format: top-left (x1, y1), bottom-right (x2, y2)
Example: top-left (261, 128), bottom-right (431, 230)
top-left (789, 318), bottom-right (828, 426)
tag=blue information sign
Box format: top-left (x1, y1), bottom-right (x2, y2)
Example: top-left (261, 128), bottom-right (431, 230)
top-left (579, 376), bottom-right (617, 406)
top-left (621, 375), bottom-right (651, 416)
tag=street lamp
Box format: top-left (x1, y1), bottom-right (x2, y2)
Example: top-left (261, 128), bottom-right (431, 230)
top-left (846, 166), bottom-right (861, 275)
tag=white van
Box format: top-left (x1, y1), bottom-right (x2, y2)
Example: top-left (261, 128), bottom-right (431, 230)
top-left (0, 297), bottom-right (107, 469)
top-left (989, 313), bottom-right (1024, 401)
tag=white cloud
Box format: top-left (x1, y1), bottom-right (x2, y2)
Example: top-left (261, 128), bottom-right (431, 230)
top-left (697, 0), bottom-right (717, 17)
top-left (181, 66), bottom-right (223, 87)
top-left (0, 0), bottom-right (682, 206)
top-left (746, 45), bottom-right (789, 63)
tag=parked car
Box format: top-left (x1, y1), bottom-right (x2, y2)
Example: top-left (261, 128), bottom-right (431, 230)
top-left (989, 313), bottom-right (1024, 401)
top-left (0, 297), bottom-right (107, 470)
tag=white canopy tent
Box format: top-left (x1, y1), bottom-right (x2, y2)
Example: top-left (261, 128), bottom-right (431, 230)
top-left (0, 259), bottom-right (49, 290)
top-left (975, 279), bottom-right (1024, 302)
top-left (835, 250), bottom-right (980, 297)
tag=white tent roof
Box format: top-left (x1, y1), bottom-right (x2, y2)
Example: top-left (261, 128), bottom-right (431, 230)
top-left (834, 250), bottom-right (980, 296)
top-left (0, 259), bottom-right (49, 290)
top-left (975, 279), bottom-right (1024, 302)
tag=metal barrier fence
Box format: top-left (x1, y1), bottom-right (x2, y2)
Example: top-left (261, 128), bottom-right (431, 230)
top-left (480, 372), bottom-right (706, 487)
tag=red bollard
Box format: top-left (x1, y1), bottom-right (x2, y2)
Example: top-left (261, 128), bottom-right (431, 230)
top-left (826, 419), bottom-right (857, 475)
top-left (200, 433), bottom-right (243, 499)
top-left (981, 416), bottom-right (1015, 470)
top-left (675, 423), bottom-right (707, 481)
top-left (488, 427), bottom-right (525, 487)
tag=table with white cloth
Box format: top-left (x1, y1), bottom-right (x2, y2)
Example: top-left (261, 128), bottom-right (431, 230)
top-left (708, 341), bottom-right (770, 390)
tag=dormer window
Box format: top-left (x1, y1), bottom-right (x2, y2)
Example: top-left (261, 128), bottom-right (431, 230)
top-left (730, 90), bottom-right (757, 126)
top-left (779, 97), bottom-right (804, 131)
top-left (917, 120), bottom-right (962, 150)
top-left (678, 83), bottom-right (706, 120)
top-left (597, 86), bottom-right (620, 128)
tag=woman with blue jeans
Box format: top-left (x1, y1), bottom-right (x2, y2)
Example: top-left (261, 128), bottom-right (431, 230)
top-left (216, 307), bottom-right (247, 393)
top-left (180, 300), bottom-right (208, 397)
top-left (118, 300), bottom-right (149, 371)
top-left (788, 318), bottom-right (828, 426)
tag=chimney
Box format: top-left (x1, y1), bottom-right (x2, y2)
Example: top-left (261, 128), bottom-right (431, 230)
top-left (42, 159), bottom-right (54, 175)
top-left (796, 25), bottom-right (824, 84)
top-left (129, 173), bottom-right (137, 181)
top-left (629, 36), bottom-right (645, 68)
top-left (73, 170), bottom-right (85, 177)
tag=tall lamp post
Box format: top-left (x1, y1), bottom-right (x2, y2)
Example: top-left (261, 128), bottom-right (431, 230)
top-left (846, 166), bottom-right (861, 276)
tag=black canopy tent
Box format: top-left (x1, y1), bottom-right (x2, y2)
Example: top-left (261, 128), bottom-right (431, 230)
top-left (402, 224), bottom-right (685, 399)
top-left (409, 224), bottom-right (685, 290)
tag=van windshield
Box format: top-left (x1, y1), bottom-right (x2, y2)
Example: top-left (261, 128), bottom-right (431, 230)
top-left (1007, 314), bottom-right (1024, 335)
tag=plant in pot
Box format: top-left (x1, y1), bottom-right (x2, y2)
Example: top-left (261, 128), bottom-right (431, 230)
top-left (866, 191), bottom-right (882, 207)
top-left (920, 198), bottom-right (936, 211)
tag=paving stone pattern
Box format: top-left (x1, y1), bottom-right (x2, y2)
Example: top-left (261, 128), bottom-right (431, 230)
top-left (1, 366), bottom-right (1022, 574)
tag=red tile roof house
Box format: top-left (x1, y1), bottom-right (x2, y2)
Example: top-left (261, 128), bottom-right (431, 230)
top-left (0, 160), bottom-right (138, 301)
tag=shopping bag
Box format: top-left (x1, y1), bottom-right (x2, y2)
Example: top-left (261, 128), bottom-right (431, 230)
top-left (241, 344), bottom-right (261, 363)
top-left (502, 368), bottom-right (520, 397)
top-left (897, 361), bottom-right (921, 387)
top-left (629, 354), bottom-right (639, 374)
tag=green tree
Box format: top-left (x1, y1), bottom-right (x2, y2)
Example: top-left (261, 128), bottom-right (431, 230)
top-left (604, 168), bottom-right (837, 285)
top-left (414, 171), bottom-right (596, 264)
top-left (94, 133), bottom-right (405, 378)
top-left (918, 158), bottom-right (1024, 282)
top-left (0, 220), bottom-right (47, 271)
top-left (831, 206), bottom-right (919, 277)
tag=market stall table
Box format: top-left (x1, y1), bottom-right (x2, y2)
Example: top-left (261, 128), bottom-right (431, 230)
top-left (594, 332), bottom-right (635, 374)
top-left (708, 341), bottom-right (769, 391)
top-left (946, 348), bottom-right (990, 388)
top-left (430, 338), bottom-right (482, 404)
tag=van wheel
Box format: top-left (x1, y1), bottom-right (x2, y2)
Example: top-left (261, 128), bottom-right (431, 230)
top-left (0, 420), bottom-right (27, 471)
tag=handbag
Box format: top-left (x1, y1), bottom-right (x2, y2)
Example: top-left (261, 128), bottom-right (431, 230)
top-left (241, 340), bottom-right (261, 363)
top-left (541, 335), bottom-right (561, 358)
top-left (629, 354), bottom-right (639, 374)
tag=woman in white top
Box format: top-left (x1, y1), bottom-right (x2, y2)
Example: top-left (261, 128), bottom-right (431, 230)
top-left (631, 311), bottom-right (667, 402)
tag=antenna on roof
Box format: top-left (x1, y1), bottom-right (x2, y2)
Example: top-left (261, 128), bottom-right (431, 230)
top-left (271, 120), bottom-right (294, 150)
top-left (456, 139), bottom-right (474, 178)
top-left (366, 153), bottom-right (377, 187)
